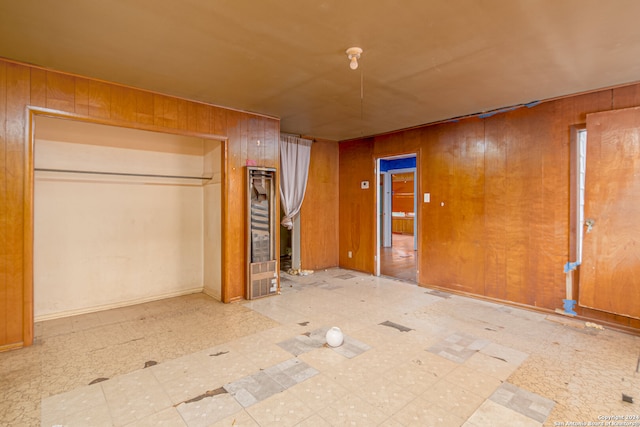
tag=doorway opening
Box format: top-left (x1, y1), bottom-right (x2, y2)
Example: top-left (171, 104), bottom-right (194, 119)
top-left (280, 215), bottom-right (300, 272)
top-left (376, 154), bottom-right (418, 282)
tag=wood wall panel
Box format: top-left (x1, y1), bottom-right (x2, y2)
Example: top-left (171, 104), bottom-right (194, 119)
top-left (339, 139), bottom-right (375, 273)
top-left (5, 63), bottom-right (30, 345)
top-left (46, 72), bottom-right (76, 112)
top-left (30, 68), bottom-right (46, 108)
top-left (135, 91), bottom-right (154, 126)
top-left (612, 85), bottom-right (640, 110)
top-left (419, 120), bottom-right (486, 295)
top-left (300, 139), bottom-right (339, 270)
top-left (0, 58), bottom-right (279, 349)
top-left (580, 108), bottom-right (640, 319)
top-left (341, 82), bottom-right (640, 330)
top-left (0, 61), bottom-right (7, 346)
top-left (483, 117), bottom-right (508, 301)
top-left (213, 107), bottom-right (227, 136)
top-left (111, 86), bottom-right (137, 123)
top-left (88, 81), bottom-right (112, 119)
top-left (74, 77), bottom-right (90, 116)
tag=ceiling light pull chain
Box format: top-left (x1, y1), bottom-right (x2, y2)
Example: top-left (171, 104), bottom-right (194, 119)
top-left (361, 70), bottom-right (364, 135)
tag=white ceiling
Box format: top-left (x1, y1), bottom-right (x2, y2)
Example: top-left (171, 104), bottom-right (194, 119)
top-left (2, 1), bottom-right (640, 141)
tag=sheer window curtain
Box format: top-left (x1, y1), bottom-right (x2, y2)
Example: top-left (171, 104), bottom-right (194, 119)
top-left (279, 134), bottom-right (312, 230)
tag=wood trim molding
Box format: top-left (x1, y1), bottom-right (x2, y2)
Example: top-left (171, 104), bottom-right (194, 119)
top-left (22, 107), bottom-right (230, 346)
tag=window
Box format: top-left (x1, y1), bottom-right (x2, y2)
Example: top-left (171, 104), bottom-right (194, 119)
top-left (570, 125), bottom-right (587, 265)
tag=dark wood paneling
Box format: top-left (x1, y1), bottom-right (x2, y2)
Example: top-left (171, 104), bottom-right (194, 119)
top-left (612, 85), bottom-right (640, 110)
top-left (74, 77), bottom-right (90, 116)
top-left (88, 81), bottom-right (111, 119)
top-left (0, 61), bottom-right (7, 346)
top-left (46, 72), bottom-right (75, 112)
top-left (300, 139), bottom-right (339, 270)
top-left (339, 139), bottom-right (375, 273)
top-left (391, 178), bottom-right (414, 213)
top-left (135, 91), bottom-right (154, 125)
top-left (111, 86), bottom-right (137, 123)
top-left (580, 107), bottom-right (640, 319)
top-left (5, 63), bottom-right (30, 346)
top-left (0, 58), bottom-right (279, 349)
top-left (30, 68), bottom-right (46, 108)
top-left (483, 117), bottom-right (508, 300)
top-left (420, 120), bottom-right (486, 295)
top-left (341, 83), bottom-right (640, 330)
top-left (222, 112), bottom-right (247, 302)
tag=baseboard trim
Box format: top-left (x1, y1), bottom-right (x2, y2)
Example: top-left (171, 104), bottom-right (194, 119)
top-left (34, 287), bottom-right (204, 322)
top-left (0, 341), bottom-right (25, 353)
top-left (202, 287), bottom-right (221, 302)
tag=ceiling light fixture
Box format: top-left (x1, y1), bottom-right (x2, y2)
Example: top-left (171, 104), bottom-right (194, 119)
top-left (346, 47), bottom-right (363, 70)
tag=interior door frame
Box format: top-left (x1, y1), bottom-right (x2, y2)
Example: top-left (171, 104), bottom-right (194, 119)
top-left (375, 154), bottom-right (418, 277)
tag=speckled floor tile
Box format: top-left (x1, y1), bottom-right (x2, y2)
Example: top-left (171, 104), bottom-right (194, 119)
top-left (489, 382), bottom-right (554, 423)
top-left (176, 392), bottom-right (243, 427)
top-left (3, 268), bottom-right (640, 426)
top-left (388, 394), bottom-right (466, 427)
top-left (420, 378), bottom-right (486, 418)
top-left (316, 393), bottom-right (388, 426)
top-left (442, 364), bottom-right (504, 398)
top-left (287, 373), bottom-right (350, 412)
top-left (465, 399), bottom-right (542, 427)
top-left (101, 369), bottom-right (173, 425)
top-left (244, 389), bottom-right (315, 427)
top-left (125, 406), bottom-right (188, 426)
top-left (294, 413), bottom-right (333, 426)
top-left (427, 332), bottom-right (490, 363)
top-left (383, 358), bottom-right (441, 395)
top-left (352, 377), bottom-right (418, 416)
top-left (224, 371), bottom-right (285, 408)
top-left (205, 410), bottom-right (258, 427)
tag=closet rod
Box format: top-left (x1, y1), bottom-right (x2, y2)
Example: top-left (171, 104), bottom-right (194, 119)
top-left (34, 168), bottom-right (213, 180)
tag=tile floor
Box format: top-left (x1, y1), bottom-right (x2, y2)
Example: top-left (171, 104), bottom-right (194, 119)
top-left (1, 268), bottom-right (639, 426)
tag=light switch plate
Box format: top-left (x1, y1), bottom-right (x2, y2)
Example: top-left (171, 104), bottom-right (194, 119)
top-left (424, 193), bottom-right (430, 203)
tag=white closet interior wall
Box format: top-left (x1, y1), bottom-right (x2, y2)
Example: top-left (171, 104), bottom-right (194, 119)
top-left (33, 117), bottom-right (222, 320)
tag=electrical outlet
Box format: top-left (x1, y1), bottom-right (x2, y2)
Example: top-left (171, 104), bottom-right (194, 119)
top-left (348, 251), bottom-right (353, 258)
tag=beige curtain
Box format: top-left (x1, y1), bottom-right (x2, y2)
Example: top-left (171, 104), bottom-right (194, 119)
top-left (279, 135), bottom-right (312, 230)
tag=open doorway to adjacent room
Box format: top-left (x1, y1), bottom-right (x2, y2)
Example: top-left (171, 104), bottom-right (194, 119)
top-left (376, 154), bottom-right (417, 282)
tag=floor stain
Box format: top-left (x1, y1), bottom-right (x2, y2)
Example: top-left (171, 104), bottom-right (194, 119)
top-left (379, 320), bottom-right (413, 332)
top-left (177, 387), bottom-right (228, 406)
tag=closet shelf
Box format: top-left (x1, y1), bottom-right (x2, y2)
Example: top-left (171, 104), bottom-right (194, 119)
top-left (34, 167), bottom-right (213, 181)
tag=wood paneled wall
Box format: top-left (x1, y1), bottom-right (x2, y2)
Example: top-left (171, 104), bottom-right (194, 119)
top-left (339, 84), bottom-right (640, 330)
top-left (300, 138), bottom-right (339, 270)
top-left (338, 138), bottom-right (375, 272)
top-left (0, 59), bottom-right (279, 350)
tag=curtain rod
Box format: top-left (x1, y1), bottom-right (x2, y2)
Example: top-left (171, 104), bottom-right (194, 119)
top-left (280, 132), bottom-right (315, 142)
top-left (35, 168), bottom-right (213, 180)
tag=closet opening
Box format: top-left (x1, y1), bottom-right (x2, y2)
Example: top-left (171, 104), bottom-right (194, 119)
top-left (32, 116), bottom-right (223, 321)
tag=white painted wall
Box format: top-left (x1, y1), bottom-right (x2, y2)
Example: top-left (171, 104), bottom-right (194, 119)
top-left (203, 141), bottom-right (223, 300)
top-left (33, 117), bottom-right (222, 320)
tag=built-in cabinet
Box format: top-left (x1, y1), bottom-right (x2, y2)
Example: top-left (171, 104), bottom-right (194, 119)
top-left (392, 216), bottom-right (414, 234)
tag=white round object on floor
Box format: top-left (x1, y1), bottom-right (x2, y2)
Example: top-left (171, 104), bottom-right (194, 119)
top-left (325, 326), bottom-right (344, 347)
